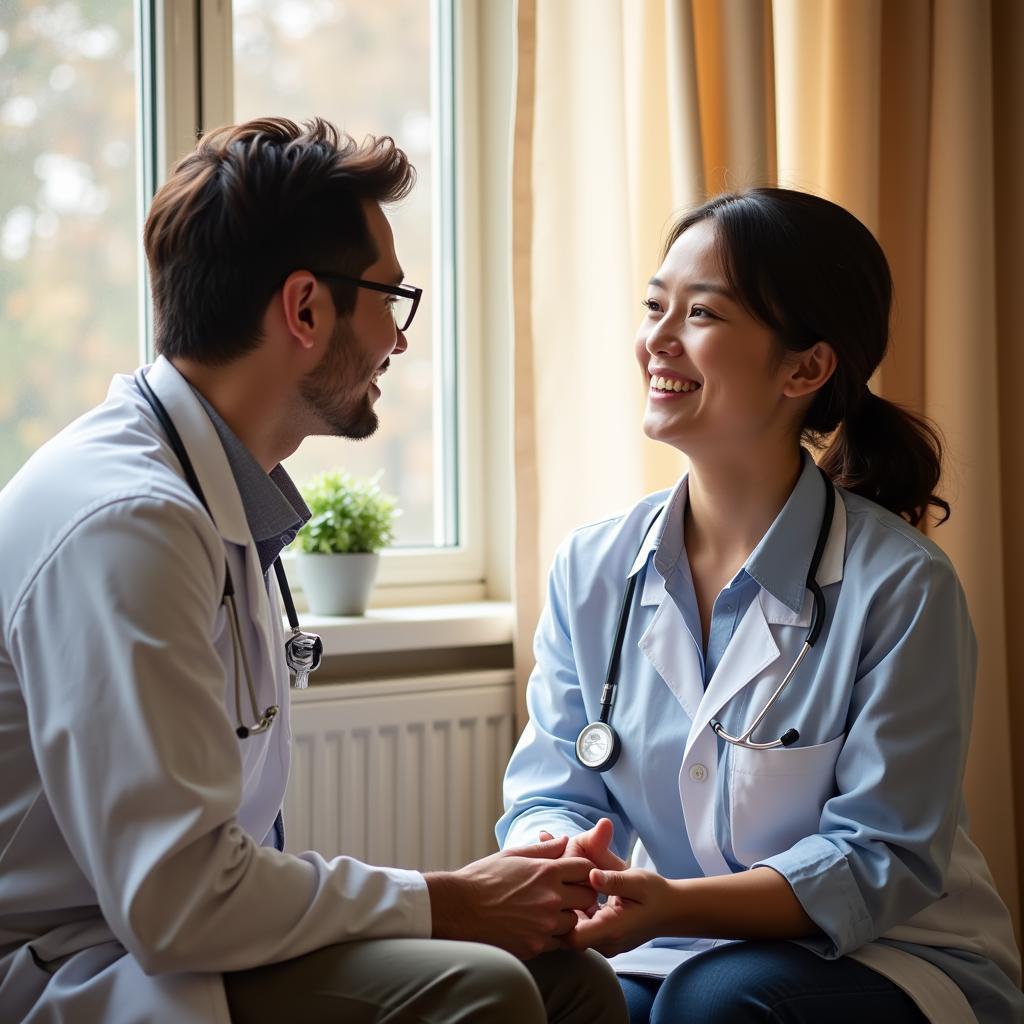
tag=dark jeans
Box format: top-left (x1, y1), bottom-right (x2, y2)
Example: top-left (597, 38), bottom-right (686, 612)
top-left (619, 941), bottom-right (929, 1023)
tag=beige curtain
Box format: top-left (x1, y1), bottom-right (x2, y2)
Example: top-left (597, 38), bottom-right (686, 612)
top-left (513, 0), bottom-right (1024, 930)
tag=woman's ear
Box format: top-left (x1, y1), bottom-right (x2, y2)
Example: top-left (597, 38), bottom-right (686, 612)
top-left (783, 341), bottom-right (837, 399)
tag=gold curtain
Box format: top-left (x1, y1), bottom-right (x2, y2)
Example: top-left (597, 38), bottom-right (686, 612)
top-left (513, 0), bottom-right (1024, 930)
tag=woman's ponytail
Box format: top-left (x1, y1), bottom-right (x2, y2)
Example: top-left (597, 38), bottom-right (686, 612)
top-left (667, 188), bottom-right (951, 529)
top-left (816, 392), bottom-right (949, 528)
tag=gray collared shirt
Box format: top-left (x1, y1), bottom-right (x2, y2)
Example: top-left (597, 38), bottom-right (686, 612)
top-left (191, 389), bottom-right (310, 574)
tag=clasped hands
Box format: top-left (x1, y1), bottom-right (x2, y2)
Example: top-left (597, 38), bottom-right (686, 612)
top-left (429, 817), bottom-right (668, 961)
top-left (432, 818), bottom-right (816, 961)
top-left (535, 817), bottom-right (670, 959)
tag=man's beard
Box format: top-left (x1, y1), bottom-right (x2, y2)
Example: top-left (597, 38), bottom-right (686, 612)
top-left (299, 318), bottom-right (382, 440)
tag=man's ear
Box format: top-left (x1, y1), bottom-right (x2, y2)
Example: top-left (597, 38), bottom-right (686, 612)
top-left (783, 341), bottom-right (837, 400)
top-left (280, 271), bottom-right (330, 350)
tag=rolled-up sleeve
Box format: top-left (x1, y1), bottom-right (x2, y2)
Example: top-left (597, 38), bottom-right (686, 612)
top-left (755, 552), bottom-right (974, 956)
top-left (497, 537), bottom-right (635, 860)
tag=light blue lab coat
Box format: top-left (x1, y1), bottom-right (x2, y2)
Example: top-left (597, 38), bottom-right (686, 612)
top-left (498, 452), bottom-right (1022, 1023)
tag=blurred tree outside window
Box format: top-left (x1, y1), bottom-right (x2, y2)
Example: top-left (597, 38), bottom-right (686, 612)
top-left (0, 0), bottom-right (141, 488)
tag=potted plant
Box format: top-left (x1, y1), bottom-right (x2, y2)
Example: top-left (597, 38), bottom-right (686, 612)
top-left (293, 470), bottom-right (399, 616)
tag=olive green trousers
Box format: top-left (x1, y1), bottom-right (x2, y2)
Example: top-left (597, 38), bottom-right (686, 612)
top-left (223, 939), bottom-right (627, 1024)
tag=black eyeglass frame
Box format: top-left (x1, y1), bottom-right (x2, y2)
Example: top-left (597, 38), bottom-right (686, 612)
top-left (310, 271), bottom-right (423, 333)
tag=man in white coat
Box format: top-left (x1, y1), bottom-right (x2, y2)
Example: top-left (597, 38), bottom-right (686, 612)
top-left (0, 117), bottom-right (626, 1023)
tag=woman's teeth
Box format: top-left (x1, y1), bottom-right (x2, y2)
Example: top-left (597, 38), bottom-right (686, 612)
top-left (650, 375), bottom-right (700, 393)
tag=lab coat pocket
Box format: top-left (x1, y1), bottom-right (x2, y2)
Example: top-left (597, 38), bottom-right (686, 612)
top-left (728, 733), bottom-right (844, 867)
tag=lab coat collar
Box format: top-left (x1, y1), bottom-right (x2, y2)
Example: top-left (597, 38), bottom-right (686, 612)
top-left (138, 358), bottom-right (280, 674)
top-left (139, 357), bottom-right (253, 549)
top-left (627, 478), bottom-right (687, 609)
top-left (744, 449), bottom-right (840, 613)
top-left (635, 451), bottom-right (846, 616)
top-left (682, 594), bottom-right (780, 764)
top-left (626, 493), bottom-right (678, 580)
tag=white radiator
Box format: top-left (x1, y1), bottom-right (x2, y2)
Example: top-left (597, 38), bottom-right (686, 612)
top-left (283, 669), bottom-right (517, 871)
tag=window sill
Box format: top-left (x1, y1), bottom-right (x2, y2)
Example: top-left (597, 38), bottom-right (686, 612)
top-left (294, 600), bottom-right (514, 657)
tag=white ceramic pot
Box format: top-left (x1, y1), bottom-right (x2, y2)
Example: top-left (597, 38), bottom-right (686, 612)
top-left (295, 551), bottom-right (381, 616)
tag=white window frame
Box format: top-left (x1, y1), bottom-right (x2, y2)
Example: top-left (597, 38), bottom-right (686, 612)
top-left (138, 0), bottom-right (513, 606)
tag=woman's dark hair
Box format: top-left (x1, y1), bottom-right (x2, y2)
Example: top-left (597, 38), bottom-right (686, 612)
top-left (144, 116), bottom-right (415, 365)
top-left (665, 188), bottom-right (949, 527)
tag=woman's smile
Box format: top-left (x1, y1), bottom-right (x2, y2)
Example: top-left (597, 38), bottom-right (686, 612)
top-left (648, 372), bottom-right (702, 398)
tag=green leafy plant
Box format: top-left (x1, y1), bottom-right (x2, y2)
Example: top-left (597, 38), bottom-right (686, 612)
top-left (295, 471), bottom-right (399, 554)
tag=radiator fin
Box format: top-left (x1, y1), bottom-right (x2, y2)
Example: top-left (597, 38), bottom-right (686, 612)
top-left (284, 673), bottom-right (516, 871)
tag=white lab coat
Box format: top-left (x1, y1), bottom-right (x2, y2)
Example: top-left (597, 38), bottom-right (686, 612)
top-left (0, 359), bottom-right (431, 1023)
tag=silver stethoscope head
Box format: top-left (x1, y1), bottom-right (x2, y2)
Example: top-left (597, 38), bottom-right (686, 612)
top-left (576, 466), bottom-right (836, 769)
top-left (576, 721), bottom-right (620, 771)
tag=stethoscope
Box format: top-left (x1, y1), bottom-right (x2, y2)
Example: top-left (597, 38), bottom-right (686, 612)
top-left (135, 370), bottom-right (323, 739)
top-left (575, 468), bottom-right (836, 771)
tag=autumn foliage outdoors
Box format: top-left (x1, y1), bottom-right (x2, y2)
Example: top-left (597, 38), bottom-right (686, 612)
top-left (1, 0), bottom-right (440, 547)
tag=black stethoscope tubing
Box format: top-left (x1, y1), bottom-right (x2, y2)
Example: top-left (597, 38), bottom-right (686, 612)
top-left (134, 369), bottom-right (322, 738)
top-left (575, 467), bottom-right (836, 771)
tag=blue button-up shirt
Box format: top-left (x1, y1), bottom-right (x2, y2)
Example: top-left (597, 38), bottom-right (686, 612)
top-left (652, 478), bottom-right (766, 688)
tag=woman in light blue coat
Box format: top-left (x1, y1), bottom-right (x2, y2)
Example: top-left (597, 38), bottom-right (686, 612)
top-left (498, 189), bottom-right (1022, 1023)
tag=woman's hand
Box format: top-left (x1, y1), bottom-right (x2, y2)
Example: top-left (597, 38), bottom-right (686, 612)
top-left (539, 818), bottom-right (627, 918)
top-left (539, 817), bottom-right (627, 872)
top-left (568, 865), bottom-right (818, 957)
top-left (564, 868), bottom-right (675, 957)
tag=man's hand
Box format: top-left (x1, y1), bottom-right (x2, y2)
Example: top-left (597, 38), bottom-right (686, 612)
top-left (425, 836), bottom-right (598, 960)
top-left (564, 868), bottom-right (674, 958)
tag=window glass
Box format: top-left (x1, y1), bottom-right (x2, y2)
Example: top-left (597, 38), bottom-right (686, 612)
top-left (233, 0), bottom-right (443, 548)
top-left (0, 0), bottom-right (141, 488)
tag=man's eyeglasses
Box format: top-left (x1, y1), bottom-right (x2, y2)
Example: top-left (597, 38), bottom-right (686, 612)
top-left (310, 272), bottom-right (423, 333)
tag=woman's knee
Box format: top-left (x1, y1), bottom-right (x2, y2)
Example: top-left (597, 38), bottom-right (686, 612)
top-left (649, 941), bottom-right (925, 1024)
top-left (656, 964), bottom-right (762, 1022)
top-left (651, 942), bottom-right (798, 1024)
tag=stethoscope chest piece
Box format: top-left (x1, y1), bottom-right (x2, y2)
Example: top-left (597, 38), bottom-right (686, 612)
top-left (285, 628), bottom-right (324, 689)
top-left (576, 721), bottom-right (621, 771)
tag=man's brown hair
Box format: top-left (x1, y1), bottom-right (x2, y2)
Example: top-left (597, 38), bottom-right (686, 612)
top-left (144, 116), bottom-right (415, 364)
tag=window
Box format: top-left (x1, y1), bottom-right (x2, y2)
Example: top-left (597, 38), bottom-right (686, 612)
top-left (0, 0), bottom-right (512, 602)
top-left (0, 1), bottom-right (143, 487)
top-left (232, 0), bottom-right (453, 554)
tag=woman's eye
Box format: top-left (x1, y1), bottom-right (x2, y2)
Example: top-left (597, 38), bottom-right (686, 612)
top-left (689, 305), bottom-right (716, 319)
top-left (642, 298), bottom-right (663, 313)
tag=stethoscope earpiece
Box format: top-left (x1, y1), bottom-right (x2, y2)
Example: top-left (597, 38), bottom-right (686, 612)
top-left (243, 704), bottom-right (279, 737)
